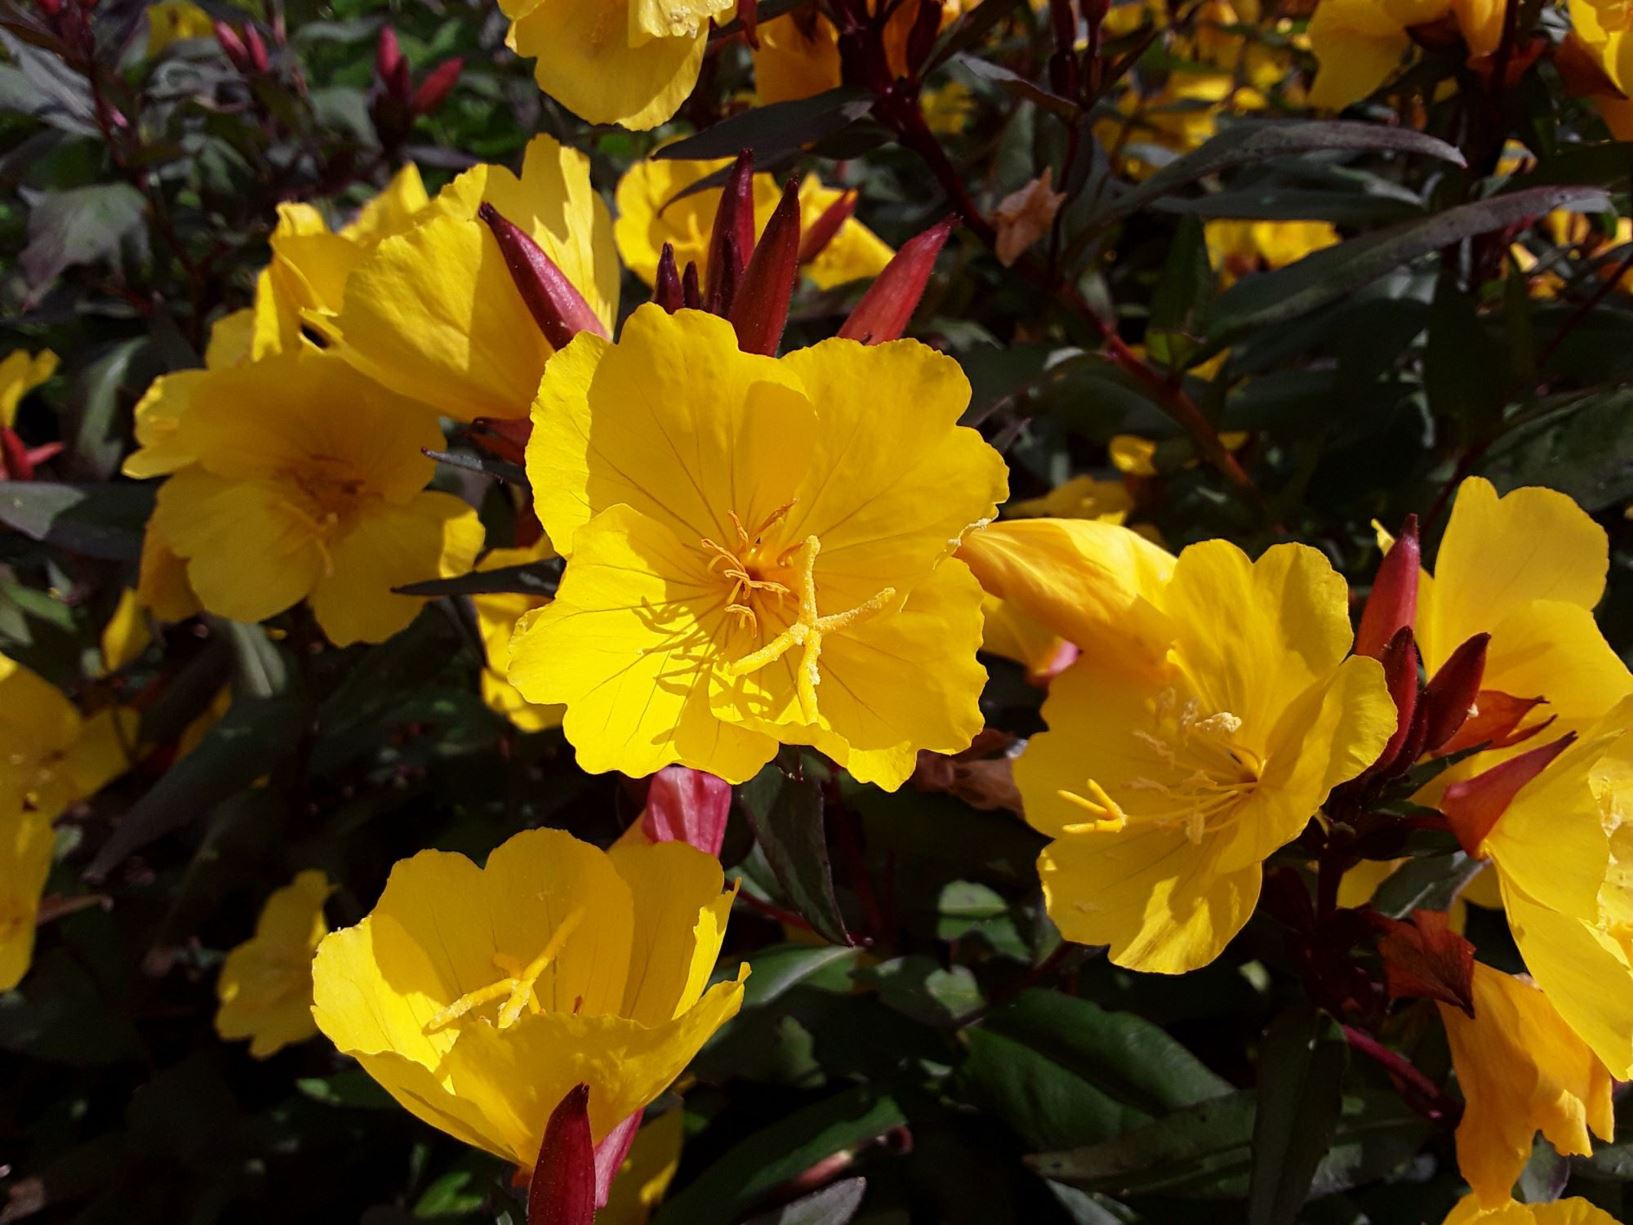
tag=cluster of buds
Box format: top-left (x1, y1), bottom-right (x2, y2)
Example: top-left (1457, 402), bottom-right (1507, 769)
top-left (467, 147), bottom-right (954, 466)
top-left (1045, 0), bottom-right (1111, 104)
top-left (32, 0), bottom-right (99, 66)
top-left (369, 27), bottom-right (464, 154)
top-left (214, 19), bottom-right (271, 76)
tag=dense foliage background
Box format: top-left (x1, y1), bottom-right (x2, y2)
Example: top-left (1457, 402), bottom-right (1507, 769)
top-left (3, 0), bottom-right (1633, 1221)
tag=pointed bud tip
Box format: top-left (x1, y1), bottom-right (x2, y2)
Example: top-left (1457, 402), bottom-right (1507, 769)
top-left (1439, 730), bottom-right (1576, 856)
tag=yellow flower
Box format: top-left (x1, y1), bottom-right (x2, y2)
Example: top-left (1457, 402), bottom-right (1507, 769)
top-left (602, 1108), bottom-right (684, 1225)
top-left (145, 0), bottom-right (214, 56)
top-left (0, 348), bottom-right (57, 430)
top-left (1204, 219), bottom-right (1340, 287)
top-left (1307, 0), bottom-right (1504, 109)
top-left (614, 157), bottom-right (892, 292)
top-left (311, 828), bottom-right (747, 1161)
top-left (498, 0), bottom-right (729, 129)
top-left (215, 870), bottom-right (332, 1058)
top-left (1007, 536), bottom-right (1395, 972)
top-left (1444, 1198), bottom-right (1621, 1225)
top-left (1442, 708), bottom-right (1633, 1079)
top-left (324, 135), bottom-right (618, 422)
top-left (472, 542), bottom-right (565, 733)
top-left (99, 589), bottom-right (152, 674)
top-left (511, 306), bottom-right (1007, 788)
top-left (127, 352), bottom-right (484, 646)
top-left (1098, 74), bottom-right (1267, 180)
top-left (1438, 963), bottom-right (1614, 1210)
top-left (248, 164), bottom-right (433, 361)
top-left (750, 1), bottom-right (963, 105)
top-left (1006, 474), bottom-right (1133, 524)
top-left (922, 81), bottom-right (976, 134)
top-left (1109, 429), bottom-right (1247, 477)
top-left (1, 655), bottom-right (133, 990)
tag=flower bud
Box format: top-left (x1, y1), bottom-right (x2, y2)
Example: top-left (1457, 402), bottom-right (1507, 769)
top-left (1354, 513), bottom-right (1419, 659)
top-left (528, 1083), bottom-right (595, 1225)
top-left (706, 151), bottom-right (756, 312)
top-left (681, 261), bottom-right (702, 310)
top-left (1416, 632), bottom-right (1489, 754)
top-left (0, 428), bottom-right (34, 481)
top-left (376, 25), bottom-right (403, 84)
top-left (1366, 626), bottom-right (1421, 778)
top-left (215, 19), bottom-right (250, 70)
top-left (798, 189), bottom-right (856, 266)
top-left (652, 243), bottom-right (683, 313)
top-left (411, 57), bottom-right (464, 115)
top-left (838, 216), bottom-right (954, 343)
top-left (729, 178), bottom-right (802, 357)
top-left (1439, 732), bottom-right (1576, 857)
top-left (477, 203), bottom-right (609, 350)
top-left (638, 766), bottom-right (731, 855)
top-left (243, 22), bottom-right (269, 74)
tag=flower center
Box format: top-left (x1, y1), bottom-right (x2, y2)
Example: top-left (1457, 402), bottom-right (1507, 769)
top-left (423, 906), bottom-right (585, 1033)
top-left (1059, 687), bottom-right (1261, 844)
top-left (276, 457), bottom-right (370, 576)
top-left (698, 504), bottom-right (898, 725)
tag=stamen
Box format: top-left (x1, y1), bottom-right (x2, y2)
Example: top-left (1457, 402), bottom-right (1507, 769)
top-left (423, 905), bottom-right (586, 1034)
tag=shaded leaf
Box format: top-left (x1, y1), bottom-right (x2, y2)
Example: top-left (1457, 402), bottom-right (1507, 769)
top-left (739, 758), bottom-right (851, 945)
top-left (655, 88), bottom-right (875, 164)
top-left (19, 182), bottom-right (148, 298)
top-left (0, 482), bottom-right (153, 562)
top-left (393, 560), bottom-right (561, 598)
top-left (1247, 1007), bottom-right (1348, 1225)
top-left (742, 1177), bottom-right (867, 1225)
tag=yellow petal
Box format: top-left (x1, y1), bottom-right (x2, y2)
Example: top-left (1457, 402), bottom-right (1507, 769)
top-left (136, 522), bottom-right (202, 622)
top-left (99, 588), bottom-right (152, 674)
top-left (607, 839), bottom-right (734, 1025)
top-left (204, 308), bottom-right (256, 370)
top-left (0, 348), bottom-right (58, 429)
top-left (508, 503), bottom-right (780, 782)
top-left (631, 0), bottom-right (735, 43)
top-left (309, 493), bottom-right (484, 647)
top-left (215, 870), bottom-right (332, 1058)
top-left (751, 13), bottom-right (841, 104)
top-left (0, 811), bottom-right (56, 991)
top-left (614, 156), bottom-right (732, 287)
top-left (601, 1108), bottom-right (685, 1225)
top-left (1307, 2), bottom-right (1410, 110)
top-left (123, 369), bottom-right (209, 478)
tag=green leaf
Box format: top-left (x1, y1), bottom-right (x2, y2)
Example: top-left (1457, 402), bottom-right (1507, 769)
top-left (19, 182), bottom-right (148, 298)
top-left (220, 618), bottom-right (293, 699)
top-left (654, 1087), bottom-right (905, 1225)
top-left (393, 560), bottom-right (560, 598)
top-left (742, 1177), bottom-right (866, 1225)
top-left (1205, 186), bottom-right (1611, 340)
top-left (654, 88), bottom-right (875, 164)
top-left (66, 338), bottom-right (148, 481)
top-left (739, 758), bottom-right (851, 945)
top-left (1247, 1007), bottom-right (1349, 1225)
top-left (955, 56), bottom-right (1079, 121)
top-left (1371, 853), bottom-right (1486, 918)
top-left (1425, 275), bottom-right (1506, 440)
top-left (1479, 387), bottom-right (1633, 511)
top-left (955, 1026), bottom-right (1147, 1151)
top-left (85, 696), bottom-right (307, 879)
top-left (0, 482), bottom-right (154, 562)
top-left (736, 943), bottom-right (865, 1007)
top-left (1156, 187), bottom-right (1424, 225)
top-left (1082, 120), bottom-right (1466, 230)
top-left (859, 956), bottom-right (983, 1026)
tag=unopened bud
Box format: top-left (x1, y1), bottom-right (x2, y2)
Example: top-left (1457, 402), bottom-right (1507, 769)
top-left (411, 57), bottom-right (464, 115)
top-left (682, 261), bottom-right (702, 310)
top-left (729, 178), bottom-right (802, 356)
top-left (1439, 732), bottom-right (1575, 856)
top-left (243, 22), bottom-right (269, 73)
top-left (706, 151), bottom-right (756, 312)
top-left (652, 243), bottom-right (683, 313)
top-left (215, 19), bottom-right (250, 70)
top-left (798, 189), bottom-right (857, 266)
top-left (1354, 514), bottom-right (1420, 659)
top-left (477, 203), bottom-right (609, 350)
top-left (0, 428), bottom-right (34, 481)
top-left (1416, 632), bottom-right (1489, 754)
top-left (376, 25), bottom-right (403, 83)
top-left (637, 766), bottom-right (731, 855)
top-left (838, 215), bottom-right (954, 343)
top-left (528, 1084), bottom-right (595, 1225)
top-left (1367, 627), bottom-right (1421, 778)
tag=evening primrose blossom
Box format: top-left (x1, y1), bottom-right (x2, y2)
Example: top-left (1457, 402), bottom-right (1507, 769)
top-left (215, 870), bottom-right (333, 1058)
top-left (1438, 962), bottom-right (1613, 1209)
top-left (511, 305), bottom-right (1007, 789)
top-left (471, 542), bottom-right (565, 734)
top-left (311, 828), bottom-right (746, 1161)
top-left (977, 529), bottom-right (1394, 972)
top-left (126, 352), bottom-right (483, 646)
top-left (0, 348), bottom-right (57, 429)
top-left (1444, 1200), bottom-right (1621, 1225)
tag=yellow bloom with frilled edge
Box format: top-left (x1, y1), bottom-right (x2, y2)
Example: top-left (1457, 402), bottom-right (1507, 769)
top-left (216, 870), bottom-right (332, 1058)
top-left (0, 349), bottom-right (57, 429)
top-left (614, 159), bottom-right (892, 292)
top-left (1014, 542), bottom-right (1395, 973)
top-left (324, 135), bottom-right (618, 422)
top-left (498, 0), bottom-right (728, 130)
top-left (310, 829), bottom-right (747, 1162)
top-left (129, 353), bottom-right (484, 647)
top-left (1570, 0), bottom-right (1633, 97)
top-left (1307, 0), bottom-right (1505, 109)
top-left (0, 655), bottom-right (134, 990)
top-left (602, 1108), bottom-right (684, 1225)
top-left (1444, 1198), bottom-right (1622, 1225)
top-left (145, 0), bottom-right (214, 56)
top-left (511, 306), bottom-right (1007, 788)
top-left (1438, 963), bottom-right (1614, 1210)
top-left (1461, 709), bottom-right (1633, 1079)
top-left (472, 542), bottom-right (564, 734)
top-left (1411, 477), bottom-right (1633, 802)
top-left (1204, 219), bottom-right (1340, 288)
top-left (250, 164), bottom-right (433, 361)
top-left (956, 518), bottom-right (1177, 677)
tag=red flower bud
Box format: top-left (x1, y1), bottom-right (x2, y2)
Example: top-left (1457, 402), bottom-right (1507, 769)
top-left (411, 57), bottom-right (464, 116)
top-left (376, 25), bottom-right (403, 83)
top-left (838, 216), bottom-right (954, 344)
top-left (735, 0), bottom-right (761, 48)
top-left (798, 189), bottom-right (856, 266)
top-left (729, 178), bottom-right (802, 357)
top-left (652, 243), bottom-right (683, 313)
top-left (1435, 691), bottom-right (1552, 757)
top-left (1416, 632), bottom-right (1488, 754)
top-left (639, 766), bottom-right (732, 855)
top-left (388, 55), bottom-right (413, 105)
top-left (0, 428), bottom-right (35, 481)
top-left (681, 261), bottom-right (702, 310)
top-left (477, 203), bottom-right (609, 350)
top-left (591, 1112), bottom-right (642, 1209)
top-left (214, 19), bottom-right (250, 70)
top-left (706, 150), bottom-right (756, 313)
top-left (1354, 514), bottom-right (1420, 659)
top-left (1439, 731), bottom-right (1575, 857)
top-left (243, 22), bottom-right (269, 74)
top-left (527, 1084), bottom-right (595, 1225)
top-left (1367, 627), bottom-right (1421, 778)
